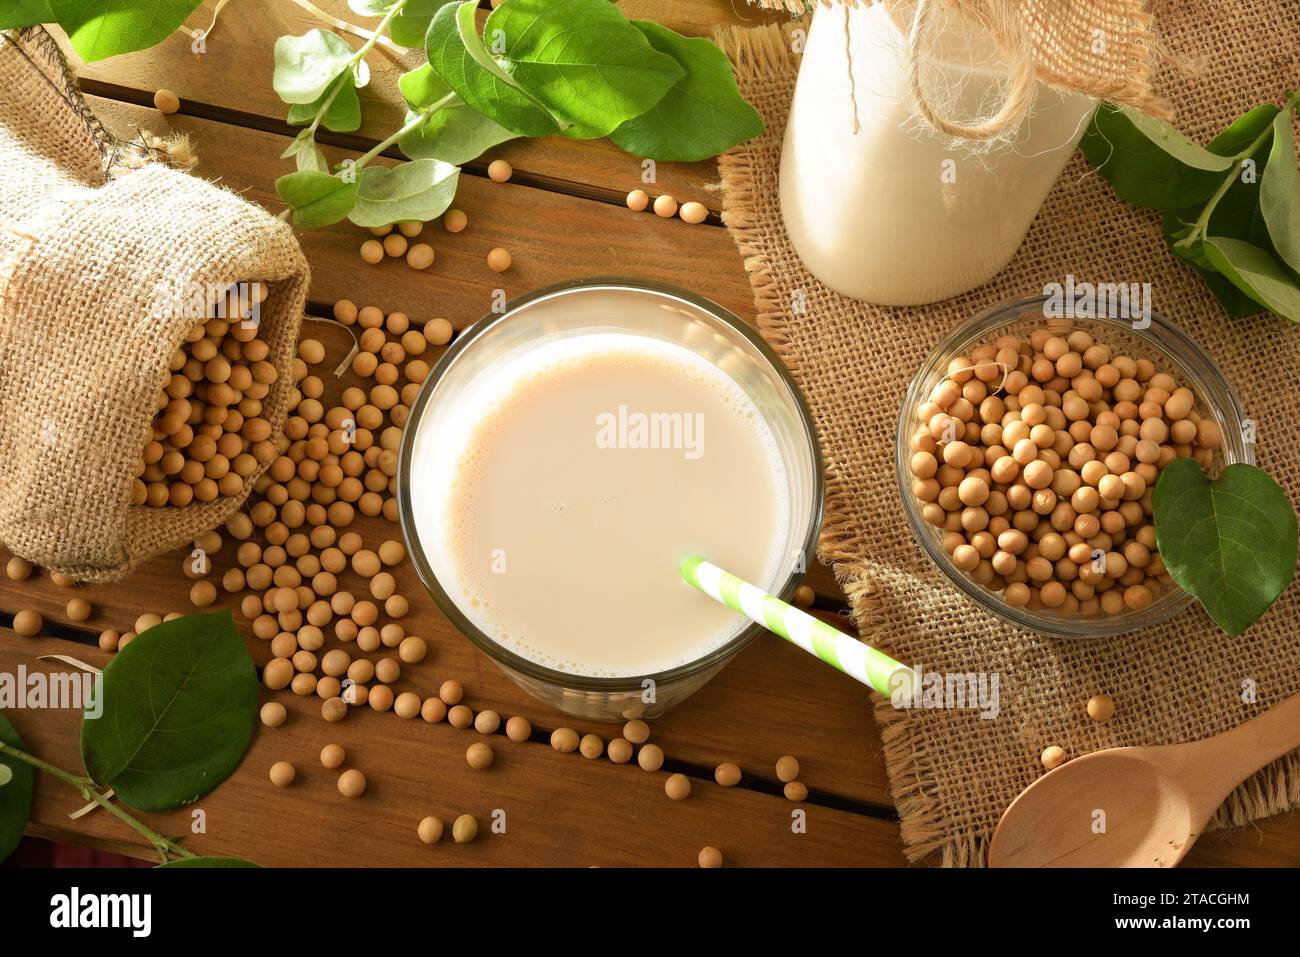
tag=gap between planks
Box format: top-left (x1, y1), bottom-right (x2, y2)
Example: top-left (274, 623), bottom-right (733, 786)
top-left (0, 619), bottom-right (892, 821)
top-left (76, 77), bottom-right (725, 224)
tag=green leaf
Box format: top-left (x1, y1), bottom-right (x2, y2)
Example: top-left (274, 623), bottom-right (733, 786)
top-left (287, 75), bottom-right (362, 133)
top-left (390, 0), bottom-right (456, 48)
top-left (449, 2), bottom-right (525, 88)
top-left (1080, 103), bottom-right (1236, 211)
top-left (1161, 105), bottom-right (1279, 242)
top-left (609, 21), bottom-right (762, 161)
top-left (398, 63), bottom-right (445, 109)
top-left (398, 67), bottom-right (518, 163)
top-left (1203, 236), bottom-right (1300, 321)
top-left (425, 1), bottom-right (560, 138)
top-left (276, 170), bottom-right (359, 228)
top-left (0, 712), bottom-right (34, 863)
top-left (1158, 105), bottom-right (1283, 318)
top-left (1201, 104), bottom-right (1280, 249)
top-left (158, 856), bottom-right (260, 868)
top-left (348, 159), bottom-right (459, 227)
top-left (0, 1), bottom-right (58, 29)
top-left (399, 106), bottom-right (517, 165)
top-left (1261, 107), bottom-right (1300, 274)
top-left (57, 0), bottom-right (202, 61)
top-left (348, 0), bottom-right (393, 14)
top-left (274, 29), bottom-right (356, 105)
top-left (352, 57), bottom-right (371, 90)
top-left (1206, 103), bottom-right (1281, 156)
top-left (281, 130), bottom-right (329, 173)
top-left (1165, 227), bottom-right (1261, 318)
top-left (1202, 170), bottom-right (1272, 249)
top-left (487, 0), bottom-right (684, 137)
top-left (1153, 460), bottom-right (1298, 636)
top-left (80, 612), bottom-right (258, 812)
top-left (555, 120), bottom-right (609, 141)
top-left (0, 1), bottom-right (202, 60)
top-left (323, 82), bottom-right (361, 133)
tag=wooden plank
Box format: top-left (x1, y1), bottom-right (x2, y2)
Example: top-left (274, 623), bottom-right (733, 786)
top-left (87, 96), bottom-right (755, 324)
top-left (1, 634), bottom-right (907, 867)
top-left (0, 308), bottom-right (887, 806)
top-left (621, 0), bottom-right (789, 34)
top-left (1183, 809), bottom-right (1300, 868)
top-left (60, 1), bottom-right (787, 211)
top-left (804, 557), bottom-right (849, 602)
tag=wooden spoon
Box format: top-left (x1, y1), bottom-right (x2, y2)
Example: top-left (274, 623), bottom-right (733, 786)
top-left (989, 692), bottom-right (1300, 867)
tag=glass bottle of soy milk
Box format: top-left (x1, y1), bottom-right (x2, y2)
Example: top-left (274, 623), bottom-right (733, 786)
top-left (779, 1), bottom-right (1096, 306)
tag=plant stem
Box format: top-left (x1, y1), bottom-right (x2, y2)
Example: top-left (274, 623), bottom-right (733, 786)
top-left (287, 0), bottom-right (409, 55)
top-left (174, 0), bottom-right (232, 43)
top-left (0, 740), bottom-right (197, 864)
top-left (0, 739), bottom-right (92, 789)
top-left (307, 73), bottom-right (350, 136)
top-left (1177, 92), bottom-right (1300, 250)
top-left (306, 0), bottom-right (412, 136)
top-left (355, 93), bottom-right (457, 167)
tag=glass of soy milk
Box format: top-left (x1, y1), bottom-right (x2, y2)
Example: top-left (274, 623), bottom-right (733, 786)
top-left (398, 279), bottom-right (823, 720)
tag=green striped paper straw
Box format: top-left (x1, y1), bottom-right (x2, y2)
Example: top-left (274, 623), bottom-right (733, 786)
top-left (680, 555), bottom-right (910, 696)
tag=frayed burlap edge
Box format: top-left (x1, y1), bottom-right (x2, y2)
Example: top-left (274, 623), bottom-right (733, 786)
top-left (714, 20), bottom-right (1300, 867)
top-left (2, 27), bottom-right (198, 186)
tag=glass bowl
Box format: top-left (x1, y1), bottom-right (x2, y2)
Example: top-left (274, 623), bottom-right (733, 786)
top-left (398, 278), bottom-right (824, 720)
top-left (896, 295), bottom-right (1252, 637)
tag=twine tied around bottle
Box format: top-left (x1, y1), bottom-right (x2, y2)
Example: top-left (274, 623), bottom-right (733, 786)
top-left (749, 0), bottom-right (1178, 143)
top-left (902, 0), bottom-right (1038, 141)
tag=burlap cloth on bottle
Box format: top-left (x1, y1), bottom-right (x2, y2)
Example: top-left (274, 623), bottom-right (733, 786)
top-left (0, 27), bottom-right (309, 582)
top-left (714, 3), bottom-right (1300, 866)
top-left (753, 0), bottom-right (1177, 143)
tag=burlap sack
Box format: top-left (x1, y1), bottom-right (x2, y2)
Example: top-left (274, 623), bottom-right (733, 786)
top-left (716, 1), bottom-right (1300, 865)
top-left (0, 28), bottom-right (309, 582)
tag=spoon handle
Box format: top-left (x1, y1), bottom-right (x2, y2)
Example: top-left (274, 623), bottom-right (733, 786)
top-left (1199, 690), bottom-right (1300, 800)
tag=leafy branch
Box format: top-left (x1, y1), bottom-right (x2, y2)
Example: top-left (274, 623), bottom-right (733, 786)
top-left (272, 0), bottom-right (763, 229)
top-left (0, 0), bottom-right (401, 61)
top-left (1080, 93), bottom-right (1300, 322)
top-left (3, 0), bottom-right (764, 231)
top-left (276, 0), bottom-right (414, 180)
top-left (0, 612), bottom-right (259, 867)
top-left (1170, 107), bottom-right (1285, 252)
top-left (0, 739), bottom-right (197, 864)
top-left (360, 94), bottom-right (455, 164)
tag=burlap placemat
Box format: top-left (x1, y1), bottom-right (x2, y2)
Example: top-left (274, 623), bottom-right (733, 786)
top-left (715, 3), bottom-right (1300, 866)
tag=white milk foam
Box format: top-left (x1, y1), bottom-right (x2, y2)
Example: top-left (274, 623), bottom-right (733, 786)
top-left (409, 332), bottom-right (792, 677)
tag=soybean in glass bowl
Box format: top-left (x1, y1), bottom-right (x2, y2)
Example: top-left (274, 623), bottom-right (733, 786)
top-left (896, 295), bottom-right (1252, 638)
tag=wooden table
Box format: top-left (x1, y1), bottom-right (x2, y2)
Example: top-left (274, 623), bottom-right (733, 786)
top-left (3, 0), bottom-right (1298, 868)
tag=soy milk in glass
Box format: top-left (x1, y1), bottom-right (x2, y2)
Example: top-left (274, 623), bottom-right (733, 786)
top-left (399, 281), bottom-right (823, 719)
top-left (418, 331), bottom-right (790, 678)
